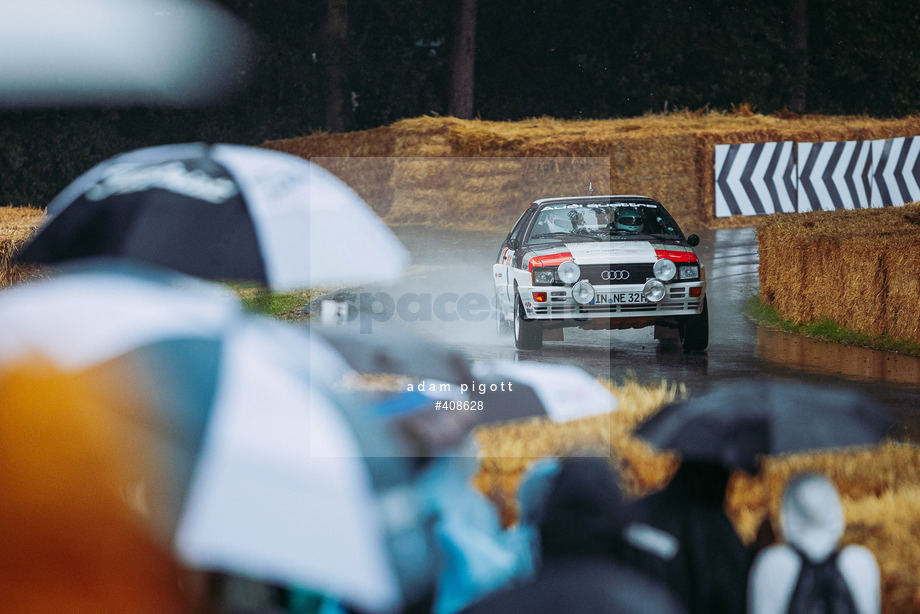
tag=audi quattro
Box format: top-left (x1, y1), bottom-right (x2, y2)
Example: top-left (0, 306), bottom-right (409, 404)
top-left (492, 195), bottom-right (708, 351)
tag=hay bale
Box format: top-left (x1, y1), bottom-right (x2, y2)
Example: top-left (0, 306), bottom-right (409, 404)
top-left (456, 173), bottom-right (521, 193)
top-left (519, 157), bottom-right (609, 200)
top-left (758, 202), bottom-right (920, 343)
top-left (312, 156), bottom-right (395, 216)
top-left (264, 112), bottom-right (920, 230)
top-left (0, 207), bottom-right (44, 287)
top-left (473, 376), bottom-right (686, 525)
top-left (391, 158), bottom-right (453, 190)
top-left (260, 128), bottom-right (397, 216)
top-left (387, 156), bottom-right (611, 227)
top-left (447, 123), bottom-right (527, 156)
top-left (758, 213), bottom-right (807, 315)
top-left (453, 158), bottom-right (525, 179)
top-left (386, 189), bottom-right (451, 225)
top-left (392, 117), bottom-right (464, 156)
top-left (884, 235), bottom-right (920, 341)
top-left (830, 236), bottom-right (888, 336)
top-left (452, 189), bottom-right (525, 229)
top-left (261, 125), bottom-right (394, 158)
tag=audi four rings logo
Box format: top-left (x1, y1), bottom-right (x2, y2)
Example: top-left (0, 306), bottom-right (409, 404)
top-left (601, 269), bottom-right (630, 280)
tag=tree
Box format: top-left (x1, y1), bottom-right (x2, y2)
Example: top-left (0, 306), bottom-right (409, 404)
top-left (448, 0), bottom-right (477, 119)
top-left (323, 0), bottom-right (349, 132)
top-left (787, 0), bottom-right (808, 113)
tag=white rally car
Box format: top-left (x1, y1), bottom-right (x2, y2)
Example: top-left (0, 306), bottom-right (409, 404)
top-left (493, 195), bottom-right (708, 351)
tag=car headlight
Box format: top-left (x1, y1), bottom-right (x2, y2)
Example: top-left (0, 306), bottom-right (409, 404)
top-left (557, 260), bottom-right (581, 284)
top-left (572, 280), bottom-right (595, 305)
top-left (679, 265), bottom-right (700, 280)
top-left (532, 268), bottom-right (555, 284)
top-left (643, 279), bottom-right (666, 303)
top-left (653, 258), bottom-right (676, 282)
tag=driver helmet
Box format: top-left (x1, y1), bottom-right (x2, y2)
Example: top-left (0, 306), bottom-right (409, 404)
top-left (615, 206), bottom-right (644, 232)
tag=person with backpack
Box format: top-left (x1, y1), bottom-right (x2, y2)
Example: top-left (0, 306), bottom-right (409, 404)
top-left (747, 473), bottom-right (881, 614)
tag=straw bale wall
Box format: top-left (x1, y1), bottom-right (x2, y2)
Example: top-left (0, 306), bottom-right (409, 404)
top-left (0, 207), bottom-right (44, 287)
top-left (262, 112), bottom-right (920, 231)
top-left (475, 378), bottom-right (920, 614)
top-left (261, 126), bottom-right (396, 218)
top-left (758, 203), bottom-right (920, 343)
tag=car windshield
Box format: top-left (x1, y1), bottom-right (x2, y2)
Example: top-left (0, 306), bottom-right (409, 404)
top-left (526, 201), bottom-right (682, 242)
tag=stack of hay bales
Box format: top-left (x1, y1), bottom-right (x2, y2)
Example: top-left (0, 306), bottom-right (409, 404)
top-left (262, 112), bottom-right (920, 231)
top-left (388, 157), bottom-right (455, 225)
top-left (473, 376), bottom-right (684, 526)
top-left (474, 377), bottom-right (920, 614)
top-left (0, 207), bottom-right (44, 287)
top-left (385, 117), bottom-right (459, 225)
top-left (758, 203), bottom-right (920, 342)
top-left (261, 125), bottom-right (396, 218)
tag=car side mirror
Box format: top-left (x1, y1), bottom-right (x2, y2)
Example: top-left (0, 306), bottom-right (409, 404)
top-left (687, 234), bottom-right (700, 247)
top-left (510, 238), bottom-right (521, 250)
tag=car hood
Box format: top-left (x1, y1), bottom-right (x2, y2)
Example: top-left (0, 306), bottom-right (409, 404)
top-left (526, 240), bottom-right (694, 266)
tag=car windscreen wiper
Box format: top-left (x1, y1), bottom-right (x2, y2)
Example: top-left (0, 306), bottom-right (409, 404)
top-left (530, 232), bottom-right (576, 239)
top-left (570, 232), bottom-right (604, 241)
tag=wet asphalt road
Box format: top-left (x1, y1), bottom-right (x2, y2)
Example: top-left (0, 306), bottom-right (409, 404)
top-left (343, 224), bottom-right (920, 440)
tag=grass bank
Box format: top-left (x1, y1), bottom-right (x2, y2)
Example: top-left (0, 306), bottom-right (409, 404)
top-left (745, 294), bottom-right (920, 357)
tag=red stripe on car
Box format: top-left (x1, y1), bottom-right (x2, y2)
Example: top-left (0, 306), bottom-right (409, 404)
top-left (528, 251), bottom-right (574, 271)
top-left (655, 249), bottom-right (697, 263)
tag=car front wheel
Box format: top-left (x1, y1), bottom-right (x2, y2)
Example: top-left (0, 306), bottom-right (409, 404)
top-left (514, 295), bottom-right (543, 350)
top-left (679, 296), bottom-right (709, 352)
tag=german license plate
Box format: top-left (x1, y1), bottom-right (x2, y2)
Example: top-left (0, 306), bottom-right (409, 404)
top-left (593, 292), bottom-right (646, 305)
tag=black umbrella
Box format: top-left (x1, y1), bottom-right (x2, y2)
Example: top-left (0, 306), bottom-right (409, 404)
top-left (310, 323), bottom-right (548, 454)
top-left (635, 378), bottom-right (896, 473)
top-left (311, 323), bottom-right (475, 385)
top-left (16, 143), bottom-right (407, 291)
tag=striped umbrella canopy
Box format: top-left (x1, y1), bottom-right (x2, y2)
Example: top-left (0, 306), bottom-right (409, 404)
top-left (17, 143), bottom-right (408, 291)
top-left (0, 262), bottom-right (403, 613)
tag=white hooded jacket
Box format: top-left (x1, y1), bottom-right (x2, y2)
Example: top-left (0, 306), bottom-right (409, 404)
top-left (747, 473), bottom-right (880, 614)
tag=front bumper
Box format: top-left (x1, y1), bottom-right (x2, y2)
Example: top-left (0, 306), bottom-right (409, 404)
top-left (520, 282), bottom-right (705, 319)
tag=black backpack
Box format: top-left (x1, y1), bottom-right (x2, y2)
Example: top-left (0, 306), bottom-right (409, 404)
top-left (786, 546), bottom-right (858, 614)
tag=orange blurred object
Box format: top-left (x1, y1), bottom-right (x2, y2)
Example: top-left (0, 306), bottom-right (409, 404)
top-left (0, 360), bottom-right (193, 613)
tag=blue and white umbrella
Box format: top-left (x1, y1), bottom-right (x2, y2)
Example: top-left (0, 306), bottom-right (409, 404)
top-left (0, 262), bottom-right (402, 612)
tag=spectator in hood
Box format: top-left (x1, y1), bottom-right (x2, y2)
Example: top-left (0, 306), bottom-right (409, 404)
top-left (748, 473), bottom-right (880, 614)
top-left (459, 457), bottom-right (687, 614)
top-left (422, 439), bottom-right (537, 614)
top-left (619, 460), bottom-right (755, 614)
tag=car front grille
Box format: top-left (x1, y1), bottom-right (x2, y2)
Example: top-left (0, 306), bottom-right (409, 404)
top-left (579, 263), bottom-right (654, 285)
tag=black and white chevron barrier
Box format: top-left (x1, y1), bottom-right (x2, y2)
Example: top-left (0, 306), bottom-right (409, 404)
top-left (715, 142), bottom-right (796, 217)
top-left (714, 135), bottom-right (920, 217)
top-left (869, 136), bottom-right (920, 208)
top-left (796, 140), bottom-right (873, 211)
